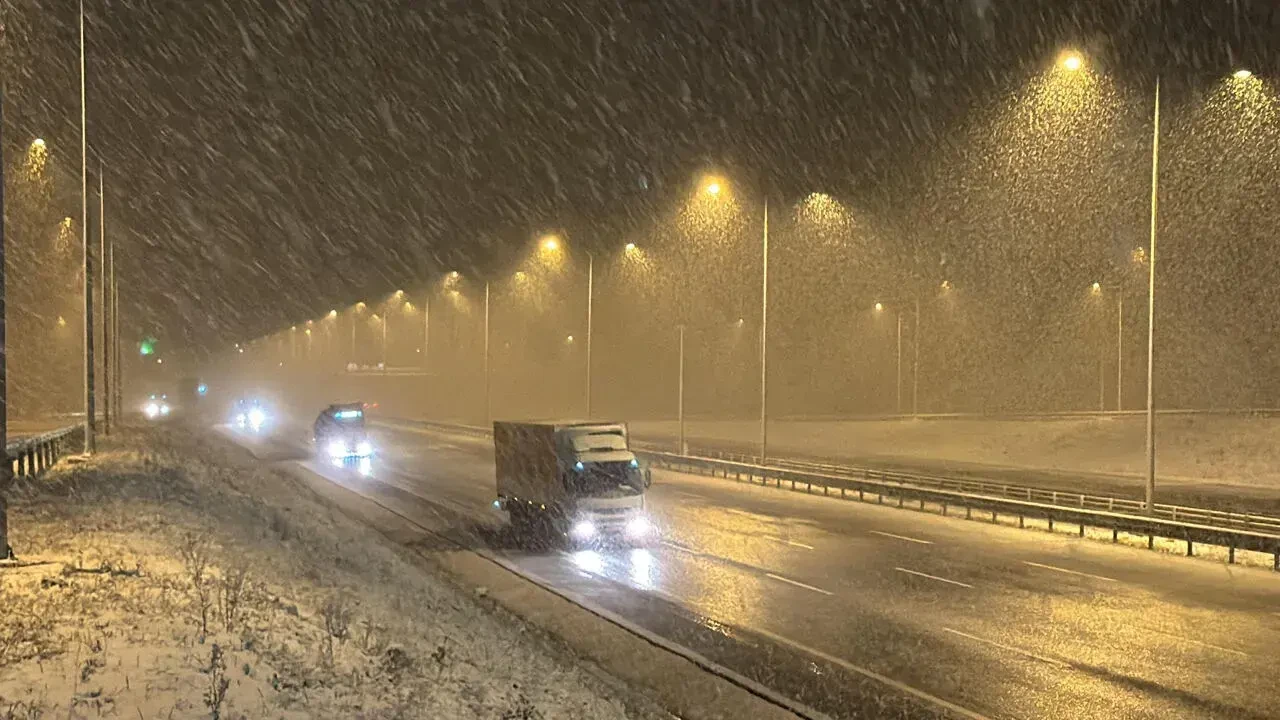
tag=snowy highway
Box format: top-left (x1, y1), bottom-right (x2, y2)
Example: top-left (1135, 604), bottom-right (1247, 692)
top-left (225, 418), bottom-right (1280, 720)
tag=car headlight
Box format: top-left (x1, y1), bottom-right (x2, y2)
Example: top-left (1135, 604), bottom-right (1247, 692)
top-left (247, 408), bottom-right (267, 430)
top-left (630, 458), bottom-right (640, 469)
top-left (144, 403), bottom-right (160, 418)
top-left (574, 461), bottom-right (585, 472)
top-left (160, 404), bottom-right (170, 416)
top-left (327, 440), bottom-right (348, 458)
top-left (235, 413), bottom-right (247, 427)
top-left (570, 520), bottom-right (596, 540)
top-left (355, 441), bottom-right (373, 457)
top-left (625, 515), bottom-right (652, 538)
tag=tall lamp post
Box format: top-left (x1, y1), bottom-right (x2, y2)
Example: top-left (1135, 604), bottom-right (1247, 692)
top-left (79, 0), bottom-right (95, 453)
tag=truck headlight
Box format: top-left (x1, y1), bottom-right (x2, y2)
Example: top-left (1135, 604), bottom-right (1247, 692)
top-left (570, 520), bottom-right (596, 540)
top-left (247, 408), bottom-right (267, 430)
top-left (327, 440), bottom-right (348, 458)
top-left (235, 413), bottom-right (247, 427)
top-left (625, 515), bottom-right (652, 538)
top-left (355, 441), bottom-right (373, 457)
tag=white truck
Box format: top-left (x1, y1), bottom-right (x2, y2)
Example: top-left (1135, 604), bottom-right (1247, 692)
top-left (494, 421), bottom-right (653, 545)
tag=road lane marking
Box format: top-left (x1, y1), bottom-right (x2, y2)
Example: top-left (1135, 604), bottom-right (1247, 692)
top-left (870, 530), bottom-right (933, 545)
top-left (1147, 628), bottom-right (1249, 658)
top-left (675, 491), bottom-right (706, 501)
top-left (660, 540), bottom-right (702, 557)
top-left (764, 573), bottom-right (833, 596)
top-left (943, 628), bottom-right (1068, 668)
top-left (1021, 561), bottom-right (1118, 583)
top-left (761, 534), bottom-right (815, 550)
top-left (748, 627), bottom-right (992, 720)
top-left (894, 567), bottom-right (972, 588)
top-left (726, 507), bottom-right (775, 520)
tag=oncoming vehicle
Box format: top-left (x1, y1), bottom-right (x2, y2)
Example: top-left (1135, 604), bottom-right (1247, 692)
top-left (142, 394), bottom-right (171, 420)
top-left (232, 398), bottom-right (270, 433)
top-left (313, 403), bottom-right (373, 461)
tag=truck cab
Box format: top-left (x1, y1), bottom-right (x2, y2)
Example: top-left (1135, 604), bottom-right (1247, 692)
top-left (495, 421), bottom-right (653, 546)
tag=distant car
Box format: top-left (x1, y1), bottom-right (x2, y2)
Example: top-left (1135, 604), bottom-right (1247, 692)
top-left (143, 394), bottom-right (171, 420)
top-left (232, 398), bottom-right (269, 433)
top-left (313, 402), bottom-right (373, 460)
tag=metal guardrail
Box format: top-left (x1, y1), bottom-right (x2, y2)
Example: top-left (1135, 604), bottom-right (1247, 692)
top-left (638, 450), bottom-right (1280, 569)
top-left (5, 425), bottom-right (82, 479)
top-left (377, 416), bottom-right (1280, 568)
top-left (672, 448), bottom-right (1280, 535)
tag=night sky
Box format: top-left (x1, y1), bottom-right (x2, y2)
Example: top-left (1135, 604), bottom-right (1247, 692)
top-left (2, 1), bottom-right (1277, 386)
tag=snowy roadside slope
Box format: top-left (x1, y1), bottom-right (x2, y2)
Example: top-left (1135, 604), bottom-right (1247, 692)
top-left (0, 424), bottom-right (664, 719)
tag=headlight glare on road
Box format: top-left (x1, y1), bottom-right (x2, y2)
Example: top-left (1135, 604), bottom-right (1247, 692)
top-left (570, 520), bottom-right (596, 540)
top-left (327, 440), bottom-right (348, 458)
top-left (625, 515), bottom-right (652, 538)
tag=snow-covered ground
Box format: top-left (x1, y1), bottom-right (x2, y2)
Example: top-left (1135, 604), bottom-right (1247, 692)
top-left (0, 424), bottom-right (659, 719)
top-left (629, 415), bottom-right (1280, 493)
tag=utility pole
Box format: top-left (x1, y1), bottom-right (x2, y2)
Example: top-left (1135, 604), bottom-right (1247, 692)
top-left (0, 90), bottom-right (12, 557)
top-left (759, 198), bottom-right (769, 462)
top-left (1144, 78), bottom-right (1161, 512)
top-left (913, 297), bottom-right (920, 416)
top-left (79, 0), bottom-right (95, 454)
top-left (1116, 294), bottom-right (1123, 411)
top-left (677, 324), bottom-right (685, 455)
top-left (896, 311), bottom-right (903, 415)
top-left (586, 253), bottom-right (593, 419)
top-left (99, 164), bottom-right (109, 434)
top-left (483, 281), bottom-right (490, 426)
top-left (112, 255), bottom-right (120, 415)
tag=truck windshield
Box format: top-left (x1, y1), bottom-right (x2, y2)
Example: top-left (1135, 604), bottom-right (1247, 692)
top-left (569, 431), bottom-right (626, 453)
top-left (566, 467), bottom-right (644, 498)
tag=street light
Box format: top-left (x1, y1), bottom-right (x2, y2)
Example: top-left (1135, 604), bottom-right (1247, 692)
top-left (1055, 47), bottom-right (1162, 509)
top-left (874, 302), bottom-right (903, 414)
top-left (540, 235), bottom-right (560, 252)
top-left (1233, 69), bottom-right (1253, 80)
top-left (697, 174), bottom-right (770, 459)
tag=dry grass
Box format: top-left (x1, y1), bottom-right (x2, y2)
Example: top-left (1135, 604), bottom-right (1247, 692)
top-left (0, 424), bottom-right (656, 719)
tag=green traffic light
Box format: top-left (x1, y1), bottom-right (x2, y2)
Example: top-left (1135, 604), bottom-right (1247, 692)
top-left (139, 337), bottom-right (156, 356)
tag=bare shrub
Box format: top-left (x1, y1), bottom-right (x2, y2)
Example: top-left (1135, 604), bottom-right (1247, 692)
top-left (179, 533), bottom-right (214, 636)
top-left (218, 562), bottom-right (249, 633)
top-left (203, 643), bottom-right (230, 719)
top-left (319, 594), bottom-right (352, 665)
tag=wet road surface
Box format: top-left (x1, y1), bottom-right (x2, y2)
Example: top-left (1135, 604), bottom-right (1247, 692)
top-left (223, 419), bottom-right (1280, 720)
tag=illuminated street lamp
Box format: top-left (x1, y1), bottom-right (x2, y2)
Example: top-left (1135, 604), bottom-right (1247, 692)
top-left (1055, 47), bottom-right (1162, 510)
top-left (874, 302), bottom-right (904, 414)
top-left (697, 174), bottom-right (771, 460)
top-left (1233, 69), bottom-right (1253, 80)
top-left (540, 235), bottom-right (560, 252)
